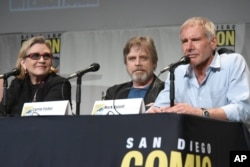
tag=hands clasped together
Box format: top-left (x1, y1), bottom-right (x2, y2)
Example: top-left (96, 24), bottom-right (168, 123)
top-left (147, 103), bottom-right (201, 116)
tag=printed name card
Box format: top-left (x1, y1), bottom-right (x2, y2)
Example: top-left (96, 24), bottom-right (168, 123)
top-left (92, 98), bottom-right (145, 115)
top-left (21, 100), bottom-right (71, 116)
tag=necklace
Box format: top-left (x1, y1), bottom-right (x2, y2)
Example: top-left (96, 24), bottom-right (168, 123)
top-left (32, 81), bottom-right (45, 102)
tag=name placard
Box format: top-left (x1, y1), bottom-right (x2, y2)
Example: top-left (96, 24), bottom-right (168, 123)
top-left (21, 100), bottom-right (71, 116)
top-left (92, 98), bottom-right (145, 115)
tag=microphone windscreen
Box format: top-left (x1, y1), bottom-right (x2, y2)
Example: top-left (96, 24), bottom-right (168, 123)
top-left (91, 63), bottom-right (100, 72)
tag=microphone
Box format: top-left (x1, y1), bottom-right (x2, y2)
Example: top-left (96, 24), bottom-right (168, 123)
top-left (0, 68), bottom-right (21, 79)
top-left (67, 63), bottom-right (100, 79)
top-left (159, 56), bottom-right (190, 74)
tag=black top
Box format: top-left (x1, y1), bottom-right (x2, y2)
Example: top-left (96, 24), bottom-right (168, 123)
top-left (0, 73), bottom-right (71, 116)
top-left (104, 75), bottom-right (164, 106)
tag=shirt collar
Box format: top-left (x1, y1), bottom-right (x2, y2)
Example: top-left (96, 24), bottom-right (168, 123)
top-left (210, 52), bottom-right (221, 69)
top-left (184, 52), bottom-right (221, 77)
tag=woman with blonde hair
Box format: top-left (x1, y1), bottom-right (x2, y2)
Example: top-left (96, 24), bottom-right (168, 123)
top-left (0, 36), bottom-right (71, 116)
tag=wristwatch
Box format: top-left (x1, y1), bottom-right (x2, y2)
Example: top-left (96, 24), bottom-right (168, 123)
top-left (201, 108), bottom-right (210, 117)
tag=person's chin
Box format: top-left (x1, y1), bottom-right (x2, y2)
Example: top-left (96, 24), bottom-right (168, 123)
top-left (34, 71), bottom-right (49, 76)
top-left (133, 75), bottom-right (148, 82)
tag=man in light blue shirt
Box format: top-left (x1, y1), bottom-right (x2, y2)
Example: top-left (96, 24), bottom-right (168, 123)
top-left (148, 17), bottom-right (250, 129)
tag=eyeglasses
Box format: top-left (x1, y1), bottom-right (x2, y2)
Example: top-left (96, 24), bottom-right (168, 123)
top-left (24, 53), bottom-right (53, 60)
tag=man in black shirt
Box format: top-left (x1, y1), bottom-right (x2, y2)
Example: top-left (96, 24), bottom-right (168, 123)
top-left (104, 36), bottom-right (164, 109)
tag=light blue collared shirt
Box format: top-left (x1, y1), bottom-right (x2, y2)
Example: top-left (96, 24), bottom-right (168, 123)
top-left (154, 52), bottom-right (250, 124)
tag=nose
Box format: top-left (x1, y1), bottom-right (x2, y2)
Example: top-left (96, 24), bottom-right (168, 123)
top-left (186, 40), bottom-right (193, 49)
top-left (183, 40), bottom-right (194, 53)
top-left (38, 56), bottom-right (46, 62)
top-left (135, 57), bottom-right (142, 65)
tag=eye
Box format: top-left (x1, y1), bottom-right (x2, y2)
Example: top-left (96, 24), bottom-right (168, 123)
top-left (30, 53), bottom-right (41, 59)
top-left (141, 57), bottom-right (148, 61)
top-left (128, 57), bottom-right (136, 61)
top-left (43, 53), bottom-right (52, 59)
top-left (181, 39), bottom-right (188, 44)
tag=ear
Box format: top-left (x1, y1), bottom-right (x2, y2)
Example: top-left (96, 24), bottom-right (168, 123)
top-left (20, 59), bottom-right (26, 70)
top-left (211, 36), bottom-right (217, 50)
top-left (153, 63), bottom-right (157, 71)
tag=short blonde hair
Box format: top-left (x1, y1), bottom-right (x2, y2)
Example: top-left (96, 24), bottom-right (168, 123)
top-left (180, 17), bottom-right (216, 40)
top-left (16, 36), bottom-right (58, 79)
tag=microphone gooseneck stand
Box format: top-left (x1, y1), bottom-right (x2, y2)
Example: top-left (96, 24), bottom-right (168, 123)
top-left (68, 63), bottom-right (100, 115)
top-left (158, 56), bottom-right (190, 107)
top-left (75, 75), bottom-right (82, 116)
top-left (169, 66), bottom-right (176, 107)
top-left (2, 77), bottom-right (8, 116)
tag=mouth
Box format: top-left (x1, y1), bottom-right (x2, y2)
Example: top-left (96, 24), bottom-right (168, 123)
top-left (36, 66), bottom-right (47, 69)
top-left (186, 52), bottom-right (199, 56)
top-left (134, 69), bottom-right (145, 73)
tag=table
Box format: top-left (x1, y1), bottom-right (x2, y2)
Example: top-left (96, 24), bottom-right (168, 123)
top-left (0, 113), bottom-right (249, 167)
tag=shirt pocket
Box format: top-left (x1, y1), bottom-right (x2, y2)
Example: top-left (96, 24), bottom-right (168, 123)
top-left (210, 87), bottom-right (228, 107)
